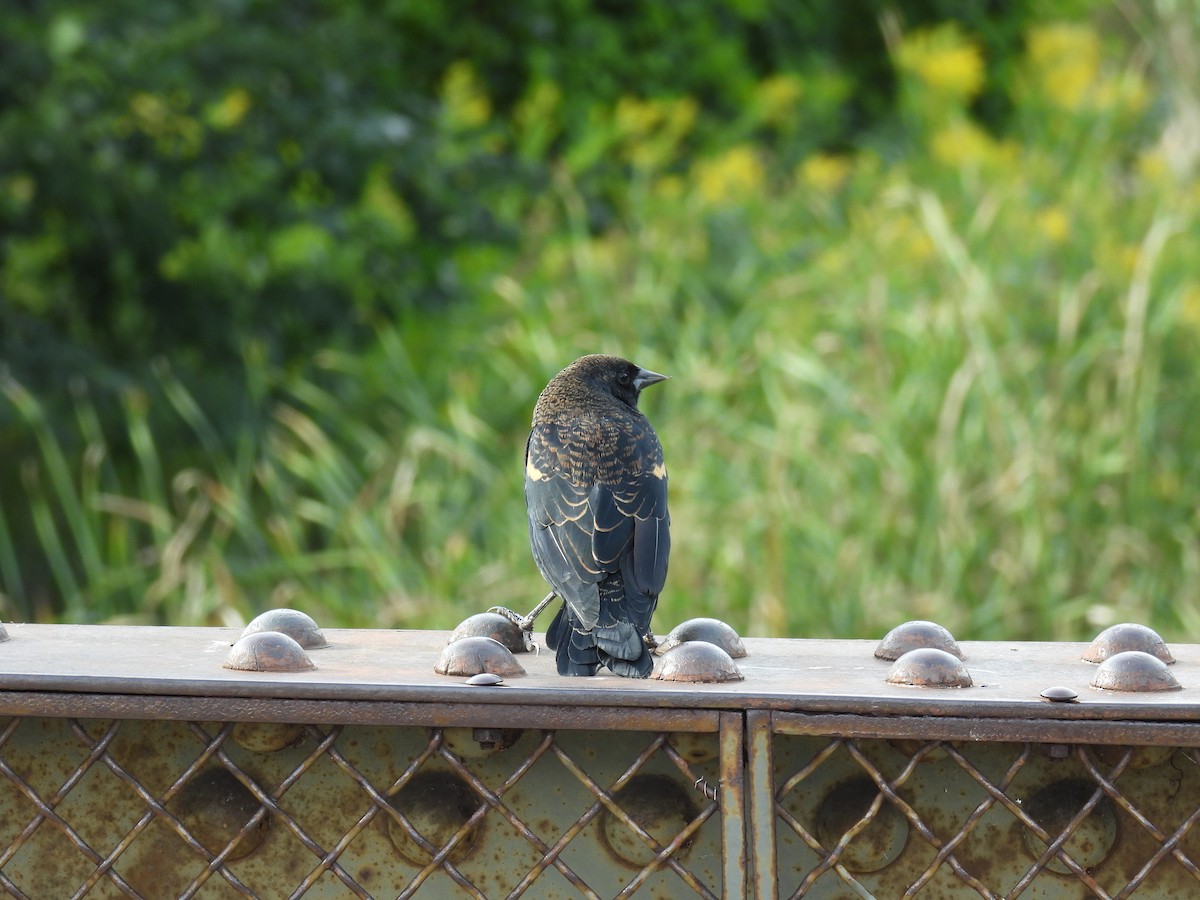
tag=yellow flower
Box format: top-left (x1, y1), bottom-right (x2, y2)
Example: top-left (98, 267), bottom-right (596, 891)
top-left (1035, 206), bottom-right (1070, 245)
top-left (441, 61), bottom-right (491, 130)
top-left (930, 120), bottom-right (1013, 168)
top-left (756, 74), bottom-right (804, 127)
top-left (898, 25), bottom-right (985, 100)
top-left (1025, 24), bottom-right (1100, 111)
top-left (615, 96), bottom-right (696, 170)
top-left (206, 87), bottom-right (252, 130)
top-left (691, 145), bottom-right (764, 204)
top-left (614, 96), bottom-right (663, 136)
top-left (798, 153), bottom-right (853, 193)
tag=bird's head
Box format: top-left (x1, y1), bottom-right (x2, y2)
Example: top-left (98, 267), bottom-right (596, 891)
top-left (565, 354), bottom-right (669, 409)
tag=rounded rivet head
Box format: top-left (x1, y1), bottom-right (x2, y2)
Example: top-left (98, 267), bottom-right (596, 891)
top-left (224, 632), bottom-right (316, 673)
top-left (1021, 778), bottom-right (1117, 875)
top-left (1090, 650), bottom-right (1181, 692)
top-left (1040, 686), bottom-right (1079, 703)
top-left (449, 613), bottom-right (529, 653)
top-left (231, 722), bottom-right (307, 752)
top-left (0, 623), bottom-right (10, 643)
top-left (655, 618), bottom-right (747, 658)
top-left (875, 620), bottom-right (964, 661)
top-left (387, 773), bottom-right (482, 865)
top-left (242, 608), bottom-right (328, 649)
top-left (1083, 623), bottom-right (1174, 664)
top-left (652, 642), bottom-right (743, 683)
top-left (173, 769), bottom-right (269, 861)
top-left (434, 636), bottom-right (525, 678)
top-left (600, 775), bottom-right (698, 868)
top-left (466, 672), bottom-right (504, 686)
top-left (815, 777), bottom-right (909, 873)
top-left (885, 648), bottom-right (972, 688)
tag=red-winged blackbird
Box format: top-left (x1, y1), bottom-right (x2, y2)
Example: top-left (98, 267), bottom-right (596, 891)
top-left (493, 355), bottom-right (670, 677)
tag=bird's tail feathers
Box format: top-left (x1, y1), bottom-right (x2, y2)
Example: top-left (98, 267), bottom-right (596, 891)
top-left (592, 622), bottom-right (643, 661)
top-left (548, 606), bottom-right (603, 675)
top-left (599, 647), bottom-right (653, 678)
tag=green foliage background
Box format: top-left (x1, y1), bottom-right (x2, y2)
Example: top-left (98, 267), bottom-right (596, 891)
top-left (3, 2), bottom-right (1199, 643)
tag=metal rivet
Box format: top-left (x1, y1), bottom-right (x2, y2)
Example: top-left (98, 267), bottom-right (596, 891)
top-left (223, 632), bottom-right (316, 673)
top-left (472, 727), bottom-right (517, 751)
top-left (231, 722), bottom-right (307, 752)
top-left (600, 775), bottom-right (698, 869)
top-left (449, 613), bottom-right (530, 653)
top-left (1040, 686), bottom-right (1079, 703)
top-left (1021, 778), bottom-right (1117, 875)
top-left (0, 623), bottom-right (9, 643)
top-left (440, 727), bottom-right (523, 758)
top-left (174, 769), bottom-right (269, 861)
top-left (875, 620), bottom-right (964, 661)
top-left (242, 608), bottom-right (329, 649)
top-left (654, 618), bottom-right (747, 658)
top-left (652, 642), bottom-right (743, 683)
top-left (1083, 623), bottom-right (1174, 664)
top-left (434, 636), bottom-right (526, 678)
top-left (1090, 650), bottom-right (1181, 692)
top-left (466, 672), bottom-right (504, 686)
top-left (387, 773), bottom-right (482, 865)
top-left (815, 777), bottom-right (909, 873)
top-left (885, 648), bottom-right (972, 688)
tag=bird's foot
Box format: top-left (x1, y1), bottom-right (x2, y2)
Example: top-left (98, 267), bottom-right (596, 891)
top-left (642, 630), bottom-right (659, 650)
top-left (489, 592), bottom-right (556, 654)
top-left (488, 606), bottom-right (538, 653)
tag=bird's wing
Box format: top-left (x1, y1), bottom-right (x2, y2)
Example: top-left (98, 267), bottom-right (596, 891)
top-left (526, 425), bottom-right (669, 632)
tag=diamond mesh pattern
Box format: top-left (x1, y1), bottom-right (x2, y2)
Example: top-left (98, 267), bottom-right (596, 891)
top-left (772, 734), bottom-right (1200, 898)
top-left (0, 718), bottom-right (724, 898)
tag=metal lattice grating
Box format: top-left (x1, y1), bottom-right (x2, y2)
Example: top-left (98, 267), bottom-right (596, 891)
top-left (0, 717), bottom-right (727, 898)
top-left (769, 731), bottom-right (1200, 898)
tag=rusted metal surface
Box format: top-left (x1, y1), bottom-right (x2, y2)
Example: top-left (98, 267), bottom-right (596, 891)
top-left (0, 718), bottom-right (733, 897)
top-left (760, 730), bottom-right (1200, 897)
top-left (6, 627), bottom-right (1200, 722)
top-left (4, 625), bottom-right (1200, 895)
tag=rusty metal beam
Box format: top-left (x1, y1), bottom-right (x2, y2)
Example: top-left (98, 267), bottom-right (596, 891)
top-left (2, 627), bottom-right (1200, 724)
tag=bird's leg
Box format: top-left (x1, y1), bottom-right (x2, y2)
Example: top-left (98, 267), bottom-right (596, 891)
top-left (642, 629), bottom-right (659, 650)
top-left (489, 592), bottom-right (557, 653)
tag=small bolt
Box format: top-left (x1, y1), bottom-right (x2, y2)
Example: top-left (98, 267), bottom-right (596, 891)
top-left (473, 727), bottom-right (505, 750)
top-left (1040, 686), bottom-right (1079, 703)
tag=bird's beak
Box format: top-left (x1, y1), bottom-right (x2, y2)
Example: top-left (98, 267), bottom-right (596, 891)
top-left (633, 367), bottom-right (669, 391)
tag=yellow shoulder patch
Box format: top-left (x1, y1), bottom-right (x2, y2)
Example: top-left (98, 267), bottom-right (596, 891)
top-left (651, 463), bottom-right (668, 479)
top-left (526, 459), bottom-right (547, 481)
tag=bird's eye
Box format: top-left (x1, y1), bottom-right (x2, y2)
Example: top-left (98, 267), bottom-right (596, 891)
top-left (617, 372), bottom-right (632, 386)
